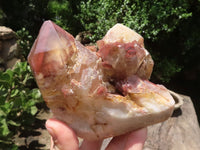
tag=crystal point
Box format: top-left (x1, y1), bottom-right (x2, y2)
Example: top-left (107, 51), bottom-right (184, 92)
top-left (28, 20), bottom-right (76, 76)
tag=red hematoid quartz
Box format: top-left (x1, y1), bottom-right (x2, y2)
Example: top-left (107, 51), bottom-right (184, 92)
top-left (28, 21), bottom-right (174, 140)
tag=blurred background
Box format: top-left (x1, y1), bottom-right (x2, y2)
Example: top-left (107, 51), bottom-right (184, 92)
top-left (0, 0), bottom-right (199, 149)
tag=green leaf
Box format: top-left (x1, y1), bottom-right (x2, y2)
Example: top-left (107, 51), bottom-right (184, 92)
top-left (0, 139), bottom-right (12, 144)
top-left (31, 89), bottom-right (41, 99)
top-left (0, 73), bottom-right (10, 83)
top-left (30, 106), bottom-right (38, 115)
top-left (13, 62), bottom-right (27, 74)
top-left (0, 103), bottom-right (11, 115)
top-left (1, 119), bottom-right (10, 136)
top-left (0, 71), bottom-right (14, 88)
top-left (0, 87), bottom-right (7, 101)
top-left (11, 89), bottom-right (19, 98)
top-left (7, 120), bottom-right (20, 127)
top-left (13, 66), bottom-right (20, 75)
top-left (0, 109), bottom-right (7, 117)
top-left (11, 145), bottom-right (19, 150)
top-left (22, 73), bottom-right (29, 85)
top-left (6, 69), bottom-right (14, 79)
top-left (12, 98), bottom-right (22, 108)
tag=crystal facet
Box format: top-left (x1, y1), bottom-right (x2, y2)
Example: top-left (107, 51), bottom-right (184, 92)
top-left (28, 21), bottom-right (76, 77)
top-left (28, 21), bottom-right (175, 140)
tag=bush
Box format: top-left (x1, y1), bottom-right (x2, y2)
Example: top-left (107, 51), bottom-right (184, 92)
top-left (0, 62), bottom-right (42, 149)
top-left (77, 0), bottom-right (192, 42)
top-left (16, 28), bottom-right (33, 61)
top-left (77, 0), bottom-right (196, 83)
top-left (47, 0), bottom-right (82, 35)
top-left (1, 0), bottom-right (82, 37)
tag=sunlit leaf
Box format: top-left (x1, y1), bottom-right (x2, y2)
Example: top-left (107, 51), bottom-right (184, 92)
top-left (30, 106), bottom-right (38, 115)
top-left (7, 120), bottom-right (20, 127)
top-left (11, 89), bottom-right (19, 98)
top-left (1, 119), bottom-right (10, 136)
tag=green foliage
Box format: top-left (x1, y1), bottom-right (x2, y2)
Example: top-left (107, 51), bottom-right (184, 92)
top-left (77, 0), bottom-right (192, 42)
top-left (47, 0), bottom-right (71, 30)
top-left (0, 62), bottom-right (42, 149)
top-left (16, 28), bottom-right (33, 61)
top-left (47, 0), bottom-right (83, 35)
top-left (153, 58), bottom-right (182, 82)
top-left (77, 0), bottom-right (122, 41)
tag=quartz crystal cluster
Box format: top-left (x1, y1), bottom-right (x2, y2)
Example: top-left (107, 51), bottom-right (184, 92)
top-left (28, 21), bottom-right (175, 140)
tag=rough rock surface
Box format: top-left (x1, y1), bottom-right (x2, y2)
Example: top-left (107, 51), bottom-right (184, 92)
top-left (0, 26), bottom-right (19, 70)
top-left (0, 26), bottom-right (16, 40)
top-left (143, 94), bottom-right (200, 150)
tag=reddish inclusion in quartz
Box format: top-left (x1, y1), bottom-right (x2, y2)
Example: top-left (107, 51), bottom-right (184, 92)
top-left (28, 20), bottom-right (76, 77)
top-left (98, 41), bottom-right (147, 80)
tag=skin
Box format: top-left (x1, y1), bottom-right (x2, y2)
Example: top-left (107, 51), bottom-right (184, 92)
top-left (45, 118), bottom-right (147, 150)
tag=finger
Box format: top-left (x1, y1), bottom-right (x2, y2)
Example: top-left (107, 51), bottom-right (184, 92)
top-left (124, 128), bottom-right (147, 150)
top-left (80, 139), bottom-right (103, 150)
top-left (46, 118), bottom-right (79, 150)
top-left (106, 128), bottom-right (147, 150)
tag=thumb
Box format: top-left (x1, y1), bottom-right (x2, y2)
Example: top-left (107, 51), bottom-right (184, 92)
top-left (45, 119), bottom-right (79, 150)
top-left (106, 128), bottom-right (147, 150)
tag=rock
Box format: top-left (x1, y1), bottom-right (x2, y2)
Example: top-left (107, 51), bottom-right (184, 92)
top-left (0, 40), bottom-right (2, 51)
top-left (7, 58), bottom-right (20, 69)
top-left (0, 57), bottom-right (5, 71)
top-left (0, 57), bottom-right (4, 64)
top-left (2, 39), bottom-right (18, 60)
top-left (0, 26), bottom-right (16, 40)
top-left (144, 94), bottom-right (200, 150)
top-left (75, 31), bottom-right (92, 44)
top-left (0, 26), bottom-right (19, 69)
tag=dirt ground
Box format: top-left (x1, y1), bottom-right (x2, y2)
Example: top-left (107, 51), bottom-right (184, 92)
top-left (15, 108), bottom-right (52, 150)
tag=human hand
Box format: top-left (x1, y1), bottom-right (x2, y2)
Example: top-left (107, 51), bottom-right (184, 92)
top-left (45, 118), bottom-right (147, 150)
